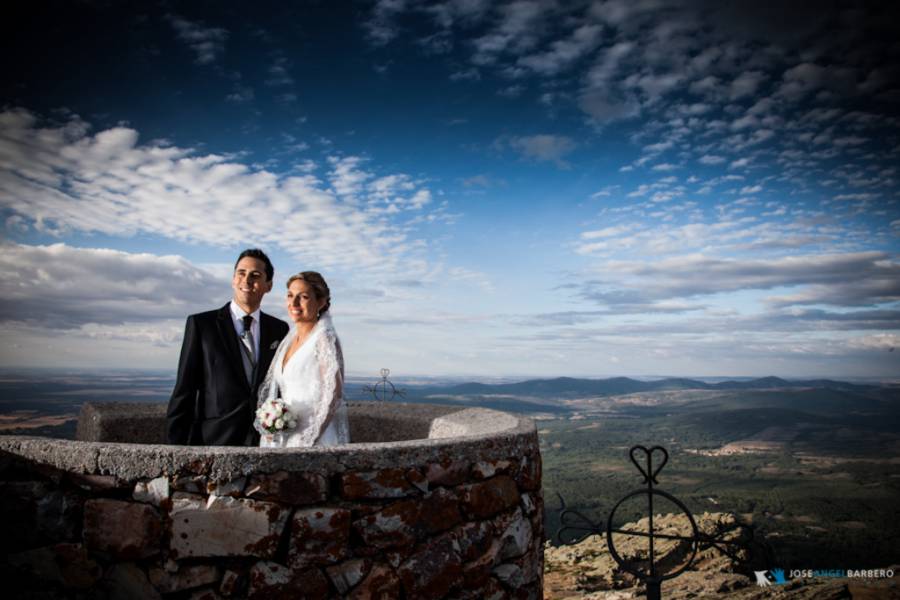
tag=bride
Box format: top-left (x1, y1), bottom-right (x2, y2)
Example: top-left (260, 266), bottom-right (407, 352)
top-left (255, 271), bottom-right (349, 447)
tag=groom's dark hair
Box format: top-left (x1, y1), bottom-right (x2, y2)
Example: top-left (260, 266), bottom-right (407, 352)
top-left (235, 248), bottom-right (275, 282)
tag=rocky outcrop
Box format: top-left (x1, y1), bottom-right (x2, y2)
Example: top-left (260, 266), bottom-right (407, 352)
top-left (543, 512), bottom-right (900, 599)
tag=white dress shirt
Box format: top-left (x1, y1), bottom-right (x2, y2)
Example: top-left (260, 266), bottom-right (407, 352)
top-left (229, 300), bottom-right (261, 358)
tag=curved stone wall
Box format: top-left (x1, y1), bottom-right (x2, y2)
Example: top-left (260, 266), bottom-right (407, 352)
top-left (0, 402), bottom-right (544, 599)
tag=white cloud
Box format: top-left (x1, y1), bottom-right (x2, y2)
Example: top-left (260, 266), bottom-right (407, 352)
top-left (364, 0), bottom-right (409, 45)
top-left (0, 109), bottom-right (440, 275)
top-left (729, 70), bottom-right (767, 100)
top-left (503, 134), bottom-right (576, 168)
top-left (0, 242), bottom-right (225, 328)
top-left (167, 14), bottom-right (229, 65)
top-left (517, 23), bottom-right (603, 76)
top-left (699, 154), bottom-right (726, 165)
top-left (579, 252), bottom-right (900, 308)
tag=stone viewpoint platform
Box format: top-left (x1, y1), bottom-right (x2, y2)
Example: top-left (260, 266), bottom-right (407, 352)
top-left (0, 401), bottom-right (543, 599)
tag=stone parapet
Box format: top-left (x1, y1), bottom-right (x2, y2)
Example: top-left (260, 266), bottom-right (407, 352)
top-left (1, 402), bottom-right (544, 599)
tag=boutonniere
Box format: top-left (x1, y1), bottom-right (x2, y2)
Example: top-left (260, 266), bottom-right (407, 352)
top-left (270, 341), bottom-right (280, 349)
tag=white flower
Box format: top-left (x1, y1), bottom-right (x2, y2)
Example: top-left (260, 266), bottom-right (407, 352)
top-left (275, 418), bottom-right (284, 430)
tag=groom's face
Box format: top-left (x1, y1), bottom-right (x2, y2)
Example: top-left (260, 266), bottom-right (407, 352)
top-left (232, 256), bottom-right (273, 312)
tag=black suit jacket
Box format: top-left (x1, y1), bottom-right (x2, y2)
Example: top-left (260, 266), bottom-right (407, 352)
top-left (166, 303), bottom-right (290, 446)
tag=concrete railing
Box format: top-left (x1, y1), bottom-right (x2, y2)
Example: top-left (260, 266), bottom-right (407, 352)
top-left (1, 401), bottom-right (544, 599)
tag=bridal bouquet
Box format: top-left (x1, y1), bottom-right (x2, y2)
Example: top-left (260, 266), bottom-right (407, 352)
top-left (256, 397), bottom-right (297, 434)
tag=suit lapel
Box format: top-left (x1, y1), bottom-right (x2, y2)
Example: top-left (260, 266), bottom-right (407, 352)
top-left (216, 303), bottom-right (251, 392)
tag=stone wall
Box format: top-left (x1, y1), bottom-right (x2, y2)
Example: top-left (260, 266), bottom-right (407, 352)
top-left (0, 402), bottom-right (544, 599)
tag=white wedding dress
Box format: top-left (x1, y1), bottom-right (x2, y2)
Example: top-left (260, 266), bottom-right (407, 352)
top-left (255, 314), bottom-right (350, 447)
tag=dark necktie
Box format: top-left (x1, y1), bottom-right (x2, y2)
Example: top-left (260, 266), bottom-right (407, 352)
top-left (240, 315), bottom-right (256, 384)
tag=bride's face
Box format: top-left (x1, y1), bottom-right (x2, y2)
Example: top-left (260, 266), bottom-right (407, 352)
top-left (286, 279), bottom-right (325, 324)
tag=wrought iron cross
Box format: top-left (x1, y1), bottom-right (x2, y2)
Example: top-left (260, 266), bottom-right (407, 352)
top-left (557, 445), bottom-right (772, 599)
top-left (362, 368), bottom-right (406, 402)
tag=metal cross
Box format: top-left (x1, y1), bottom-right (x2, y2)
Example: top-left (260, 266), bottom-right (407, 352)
top-left (557, 445), bottom-right (773, 599)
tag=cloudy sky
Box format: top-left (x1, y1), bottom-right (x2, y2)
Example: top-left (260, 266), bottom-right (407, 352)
top-left (2, 1), bottom-right (899, 379)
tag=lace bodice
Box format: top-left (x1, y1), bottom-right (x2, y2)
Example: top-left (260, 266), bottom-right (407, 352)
top-left (255, 315), bottom-right (349, 447)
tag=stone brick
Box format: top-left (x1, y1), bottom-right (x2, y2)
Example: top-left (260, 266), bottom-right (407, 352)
top-left (425, 458), bottom-right (470, 486)
top-left (325, 558), bottom-right (371, 595)
top-left (7, 543), bottom-right (102, 589)
top-left (208, 476), bottom-right (246, 497)
top-left (472, 459), bottom-right (513, 479)
top-left (219, 569), bottom-right (243, 597)
top-left (340, 468), bottom-right (415, 499)
top-left (173, 475), bottom-right (207, 494)
top-left (496, 508), bottom-right (533, 560)
top-left (406, 468), bottom-right (429, 493)
top-left (288, 507), bottom-right (351, 568)
top-left (1, 481), bottom-right (84, 551)
top-left (84, 499), bottom-right (161, 560)
top-left (104, 563), bottom-right (162, 600)
top-left (460, 475), bottom-right (520, 519)
top-left (37, 488), bottom-right (83, 545)
top-left (456, 577), bottom-right (507, 600)
top-left (493, 553), bottom-right (540, 590)
top-left (189, 589), bottom-right (223, 600)
top-left (353, 499), bottom-right (418, 549)
top-left (169, 494), bottom-right (289, 559)
top-left (148, 564), bottom-right (220, 593)
top-left (454, 520), bottom-right (496, 563)
top-left (246, 471), bottom-right (327, 505)
top-left (516, 454), bottom-right (541, 491)
top-left (348, 562), bottom-right (401, 600)
top-left (248, 561), bottom-right (329, 600)
top-left (419, 487), bottom-right (463, 533)
top-left (492, 562), bottom-right (524, 589)
top-left (354, 488), bottom-right (461, 549)
top-left (67, 472), bottom-right (128, 491)
top-left (520, 492), bottom-right (536, 516)
top-left (397, 533), bottom-right (463, 599)
top-left (133, 477), bottom-right (170, 507)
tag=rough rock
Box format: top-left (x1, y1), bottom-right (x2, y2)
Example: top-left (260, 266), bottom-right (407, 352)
top-left (516, 454), bottom-right (541, 491)
top-left (7, 543), bottom-right (102, 589)
top-left (460, 475), bottom-right (520, 518)
top-left (219, 569), bottom-right (243, 596)
top-left (247, 561), bottom-right (330, 600)
top-left (208, 476), bottom-right (246, 497)
top-left (169, 494), bottom-right (289, 559)
top-left (288, 507), bottom-right (351, 568)
top-left (133, 476), bottom-right (170, 506)
top-left (543, 511), bottom-right (900, 599)
top-left (354, 488), bottom-right (462, 549)
top-left (340, 468), bottom-right (418, 499)
top-left (498, 508), bottom-right (534, 560)
top-left (246, 471), bottom-right (327, 505)
top-left (83, 499), bottom-right (161, 560)
top-left (472, 459), bottom-right (513, 479)
top-left (148, 564), bottom-right (220, 593)
top-left (326, 558), bottom-right (372, 595)
top-left (103, 562), bottom-right (162, 600)
top-left (425, 458), bottom-right (470, 486)
top-left (397, 532), bottom-right (463, 599)
top-left (348, 562), bottom-right (401, 600)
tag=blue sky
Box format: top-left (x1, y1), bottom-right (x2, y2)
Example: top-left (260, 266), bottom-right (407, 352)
top-left (1, 1), bottom-right (899, 379)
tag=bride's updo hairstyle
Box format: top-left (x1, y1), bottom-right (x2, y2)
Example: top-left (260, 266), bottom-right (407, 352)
top-left (287, 271), bottom-right (331, 315)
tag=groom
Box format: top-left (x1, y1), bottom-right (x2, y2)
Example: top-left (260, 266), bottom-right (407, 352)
top-left (167, 249), bottom-right (290, 446)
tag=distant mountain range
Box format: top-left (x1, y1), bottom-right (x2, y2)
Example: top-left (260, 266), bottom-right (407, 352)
top-left (419, 376), bottom-right (875, 398)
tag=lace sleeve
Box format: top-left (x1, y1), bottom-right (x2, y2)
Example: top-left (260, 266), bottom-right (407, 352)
top-left (253, 331), bottom-right (292, 437)
top-left (293, 317), bottom-right (348, 446)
